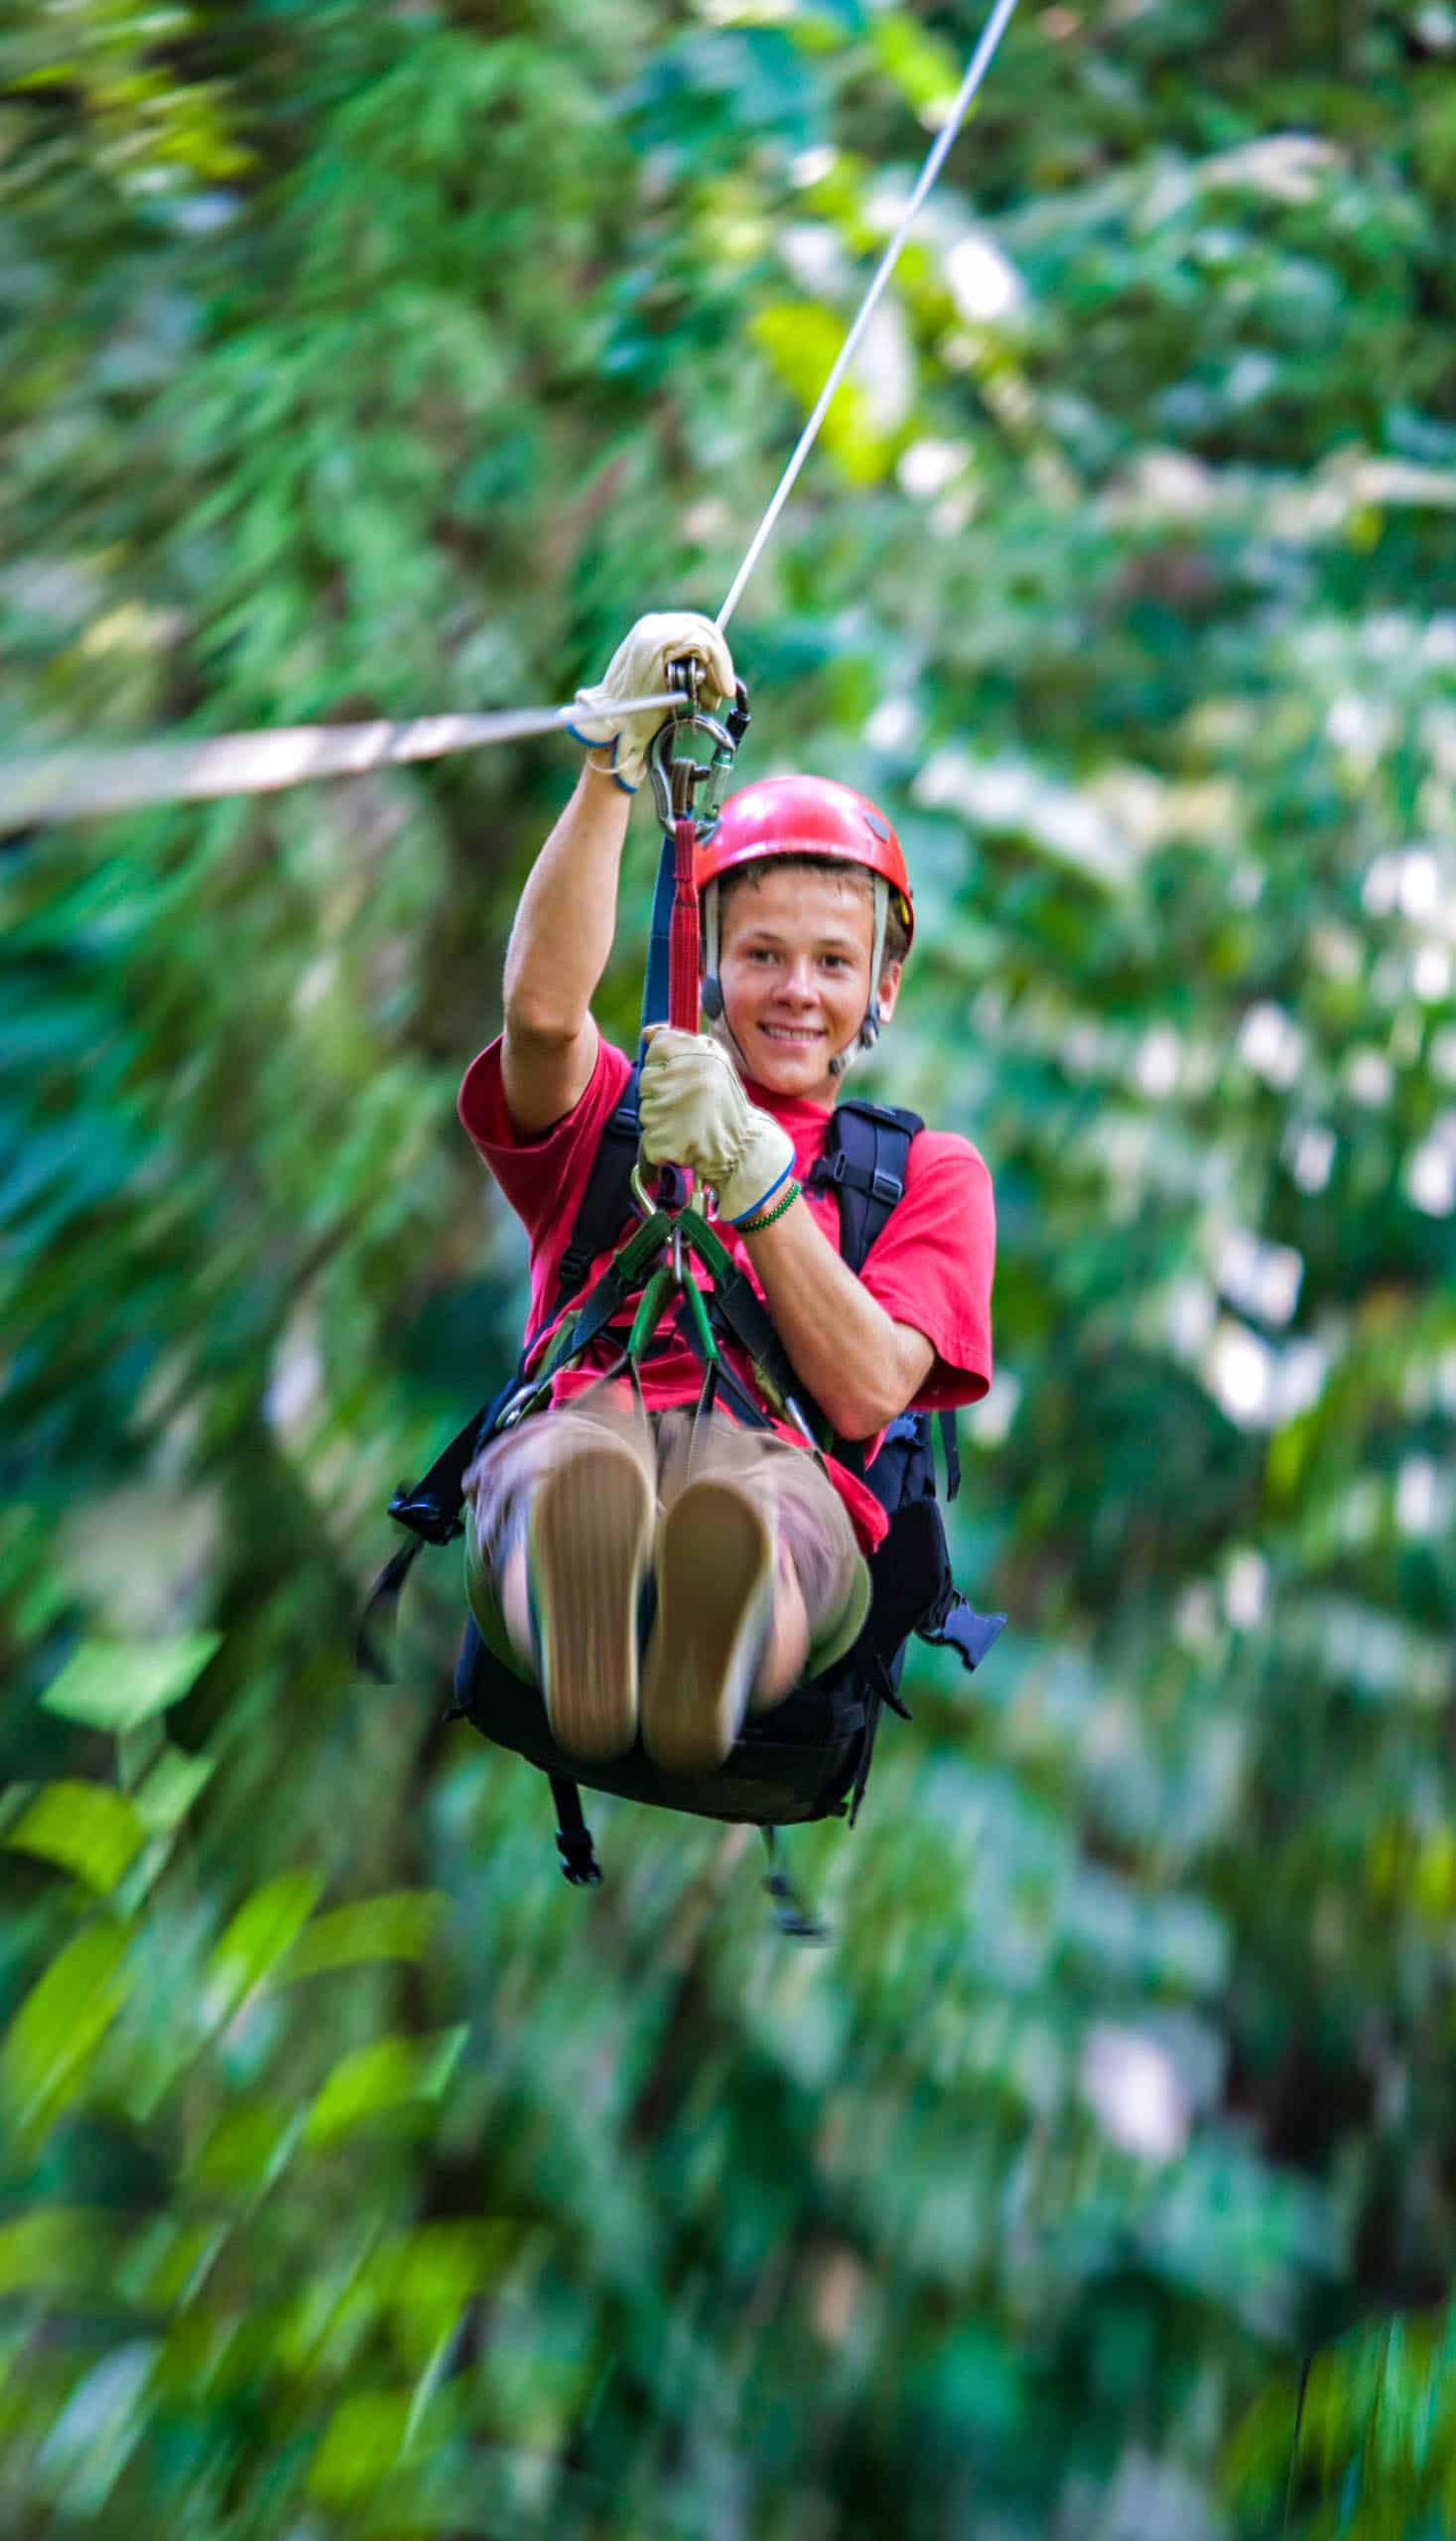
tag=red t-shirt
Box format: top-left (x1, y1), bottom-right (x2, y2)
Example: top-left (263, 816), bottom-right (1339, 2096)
top-left (459, 1035), bottom-right (994, 1552)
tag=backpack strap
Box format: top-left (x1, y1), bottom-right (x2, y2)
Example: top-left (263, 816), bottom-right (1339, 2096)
top-left (807, 1099), bottom-right (923, 1274)
top-left (542, 1063), bottom-right (645, 1332)
top-left (938, 1407), bottom-right (961, 1501)
top-left (357, 1371), bottom-right (523, 1675)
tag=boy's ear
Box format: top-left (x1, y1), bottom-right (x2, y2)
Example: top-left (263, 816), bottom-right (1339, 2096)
top-left (875, 959), bottom-right (904, 1024)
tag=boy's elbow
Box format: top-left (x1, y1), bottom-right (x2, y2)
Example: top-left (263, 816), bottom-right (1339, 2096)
top-left (825, 1375), bottom-right (905, 1443)
top-left (832, 1331), bottom-right (934, 1440)
top-left (503, 993), bottom-right (582, 1048)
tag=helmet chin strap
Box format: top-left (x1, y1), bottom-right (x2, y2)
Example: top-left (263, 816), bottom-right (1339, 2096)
top-left (828, 874), bottom-right (890, 1078)
top-left (701, 876), bottom-right (890, 1084)
top-left (700, 883), bottom-right (755, 1076)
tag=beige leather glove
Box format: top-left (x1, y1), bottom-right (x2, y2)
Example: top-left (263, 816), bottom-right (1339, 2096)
top-left (638, 1028), bottom-right (796, 1224)
top-left (569, 611), bottom-right (735, 793)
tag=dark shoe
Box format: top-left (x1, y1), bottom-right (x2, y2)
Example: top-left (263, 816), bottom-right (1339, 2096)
top-left (527, 1441), bottom-right (654, 1763)
top-left (640, 1477), bottom-right (776, 1777)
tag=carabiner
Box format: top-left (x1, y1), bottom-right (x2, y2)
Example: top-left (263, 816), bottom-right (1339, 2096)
top-left (647, 675), bottom-right (751, 839)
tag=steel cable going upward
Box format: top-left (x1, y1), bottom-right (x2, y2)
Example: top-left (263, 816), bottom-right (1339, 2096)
top-left (2, 0), bottom-right (1020, 828)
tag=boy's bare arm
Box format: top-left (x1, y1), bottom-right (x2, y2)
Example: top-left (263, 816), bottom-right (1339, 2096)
top-left (499, 611), bottom-right (735, 1135)
top-left (740, 1198), bottom-right (935, 1441)
top-left (500, 758), bottom-right (630, 1134)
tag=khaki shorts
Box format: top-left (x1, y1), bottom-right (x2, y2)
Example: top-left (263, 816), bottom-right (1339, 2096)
top-left (462, 1395), bottom-right (871, 1688)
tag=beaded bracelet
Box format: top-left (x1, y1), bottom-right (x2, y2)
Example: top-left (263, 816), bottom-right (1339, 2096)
top-left (734, 1178), bottom-right (802, 1237)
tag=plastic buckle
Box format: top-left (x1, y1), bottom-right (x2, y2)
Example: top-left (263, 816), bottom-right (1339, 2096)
top-left (387, 1487), bottom-right (463, 1547)
top-left (556, 1827), bottom-right (603, 1888)
top-left (870, 1167), bottom-right (904, 1205)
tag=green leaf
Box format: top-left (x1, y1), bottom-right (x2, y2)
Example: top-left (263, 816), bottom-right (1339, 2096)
top-left (0, 2208), bottom-right (115, 2297)
top-left (870, 12), bottom-right (964, 121)
top-left (134, 1745), bottom-right (216, 1834)
top-left (308, 2389), bottom-right (415, 2506)
top-left (7, 1782), bottom-right (148, 1894)
top-left (40, 1636), bottom-right (222, 1733)
top-left (189, 2098), bottom-right (297, 2198)
top-left (304, 2028), bottom-right (467, 2149)
top-left (206, 1872), bottom-right (323, 2015)
top-left (2, 1926), bottom-right (131, 2140)
top-left (374, 2219), bottom-right (536, 2371)
top-left (278, 1890), bottom-right (446, 1980)
top-left (749, 304), bottom-right (895, 485)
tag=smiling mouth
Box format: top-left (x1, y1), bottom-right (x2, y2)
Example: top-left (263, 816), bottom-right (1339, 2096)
top-left (759, 1022), bottom-right (824, 1045)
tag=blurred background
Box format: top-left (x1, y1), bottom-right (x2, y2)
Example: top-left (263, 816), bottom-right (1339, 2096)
top-left (4, 0), bottom-right (1456, 2532)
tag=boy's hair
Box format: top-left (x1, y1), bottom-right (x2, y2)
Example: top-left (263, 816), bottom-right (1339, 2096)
top-left (716, 854), bottom-right (911, 975)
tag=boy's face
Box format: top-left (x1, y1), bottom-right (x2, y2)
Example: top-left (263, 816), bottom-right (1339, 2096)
top-left (715, 863), bottom-right (902, 1104)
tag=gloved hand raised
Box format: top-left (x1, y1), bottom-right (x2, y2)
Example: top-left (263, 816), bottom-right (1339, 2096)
top-left (569, 611), bottom-right (735, 793)
top-left (638, 1028), bottom-right (795, 1226)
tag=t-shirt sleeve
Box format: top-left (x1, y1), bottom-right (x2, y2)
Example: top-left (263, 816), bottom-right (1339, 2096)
top-left (856, 1130), bottom-right (995, 1408)
top-left (458, 1032), bottom-right (631, 1251)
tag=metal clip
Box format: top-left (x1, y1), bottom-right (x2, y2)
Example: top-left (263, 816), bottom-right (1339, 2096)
top-left (647, 681), bottom-right (747, 837)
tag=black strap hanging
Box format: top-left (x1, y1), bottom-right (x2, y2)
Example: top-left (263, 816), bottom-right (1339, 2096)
top-left (550, 1777), bottom-right (603, 1886)
top-left (938, 1408), bottom-right (961, 1501)
top-left (355, 1538), bottom-right (428, 1679)
top-left (761, 1827), bottom-right (826, 1940)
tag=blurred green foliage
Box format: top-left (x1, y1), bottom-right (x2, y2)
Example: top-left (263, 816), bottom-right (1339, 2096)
top-left (3, 0), bottom-right (1455, 2532)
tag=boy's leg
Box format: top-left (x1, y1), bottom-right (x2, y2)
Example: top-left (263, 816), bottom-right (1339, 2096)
top-left (653, 1413), bottom-right (865, 1704)
top-left (463, 1394), bottom-right (656, 1760)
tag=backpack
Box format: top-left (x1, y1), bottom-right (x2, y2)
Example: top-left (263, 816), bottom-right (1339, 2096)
top-left (365, 1084), bottom-right (1004, 1927)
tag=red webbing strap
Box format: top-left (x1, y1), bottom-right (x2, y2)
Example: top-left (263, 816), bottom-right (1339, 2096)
top-left (668, 811), bottom-right (700, 1032)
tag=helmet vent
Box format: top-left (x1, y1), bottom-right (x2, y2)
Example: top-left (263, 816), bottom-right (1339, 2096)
top-left (862, 810), bottom-right (891, 841)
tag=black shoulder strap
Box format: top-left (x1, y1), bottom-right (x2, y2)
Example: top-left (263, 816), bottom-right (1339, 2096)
top-left (807, 1099), bottom-right (923, 1275)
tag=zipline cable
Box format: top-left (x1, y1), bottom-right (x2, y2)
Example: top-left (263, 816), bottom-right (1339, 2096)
top-left (1, 0), bottom-right (1020, 827)
top-left (1, 695), bottom-right (681, 827)
top-left (717, 0), bottom-right (1020, 632)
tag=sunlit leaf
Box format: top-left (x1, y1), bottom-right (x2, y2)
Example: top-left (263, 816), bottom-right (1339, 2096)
top-left (7, 1782), bottom-right (148, 1894)
top-left (304, 2028), bottom-right (468, 2148)
top-left (0, 2208), bottom-right (116, 2298)
top-left (2, 1927), bottom-right (131, 2140)
top-left (134, 1745), bottom-right (216, 1834)
top-left (278, 1889), bottom-right (446, 1980)
top-left (750, 304), bottom-right (895, 485)
top-left (206, 1872), bottom-right (323, 2016)
top-left (308, 2389), bottom-right (415, 2505)
top-left (40, 1636), bottom-right (222, 1733)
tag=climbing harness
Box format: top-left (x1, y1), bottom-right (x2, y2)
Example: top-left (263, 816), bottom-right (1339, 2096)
top-left (366, 1079), bottom-right (1005, 1936)
top-left (2, 0), bottom-right (1021, 828)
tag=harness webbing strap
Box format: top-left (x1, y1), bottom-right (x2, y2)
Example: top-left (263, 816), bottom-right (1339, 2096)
top-left (549, 1072), bottom-right (644, 1317)
top-left (641, 838), bottom-right (677, 1036)
top-left (550, 1778), bottom-right (603, 1887)
top-left (939, 1408), bottom-right (962, 1502)
top-left (807, 1099), bottom-right (923, 1269)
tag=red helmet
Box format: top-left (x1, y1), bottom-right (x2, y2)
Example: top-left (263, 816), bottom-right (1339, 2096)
top-left (697, 774), bottom-right (913, 949)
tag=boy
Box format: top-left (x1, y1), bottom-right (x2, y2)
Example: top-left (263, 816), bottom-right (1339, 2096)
top-left (459, 612), bottom-right (994, 1780)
